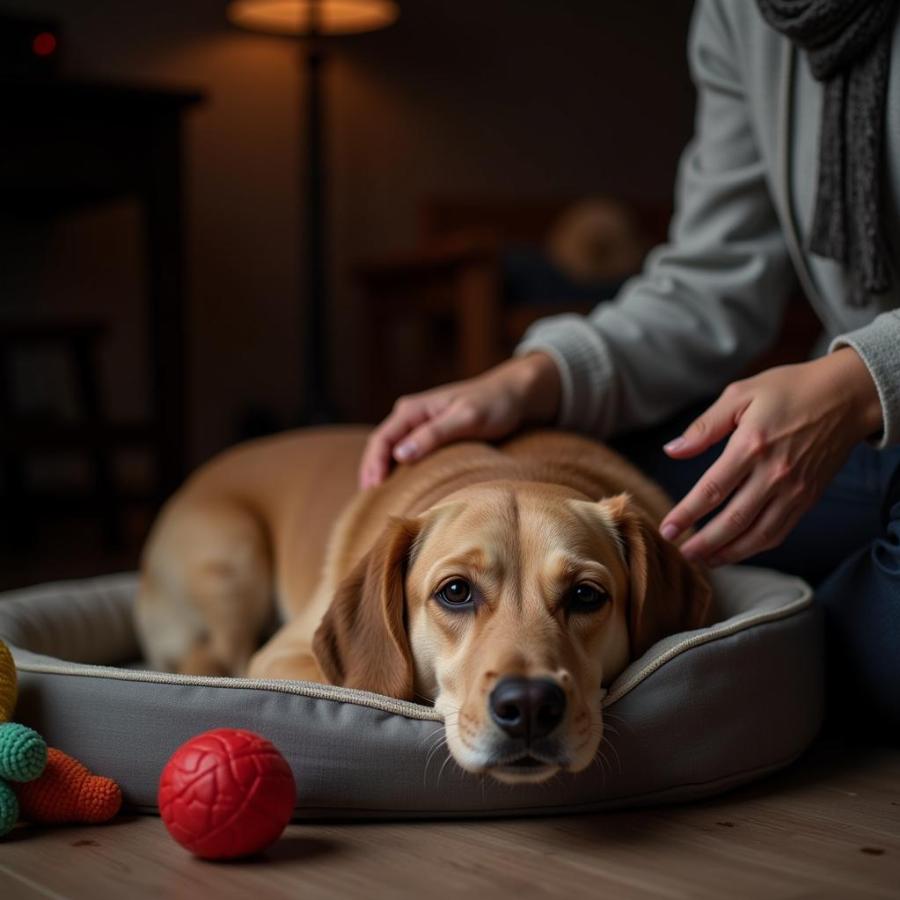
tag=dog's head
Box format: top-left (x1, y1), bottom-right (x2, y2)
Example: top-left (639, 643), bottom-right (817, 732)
top-left (313, 483), bottom-right (711, 784)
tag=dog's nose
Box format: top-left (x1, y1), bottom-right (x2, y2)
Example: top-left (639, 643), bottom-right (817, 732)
top-left (489, 677), bottom-right (566, 740)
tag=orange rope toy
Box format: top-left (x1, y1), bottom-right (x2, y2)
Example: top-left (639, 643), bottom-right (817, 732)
top-left (14, 747), bottom-right (122, 824)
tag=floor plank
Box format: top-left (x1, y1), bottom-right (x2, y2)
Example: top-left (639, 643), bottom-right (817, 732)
top-left (1, 738), bottom-right (898, 900)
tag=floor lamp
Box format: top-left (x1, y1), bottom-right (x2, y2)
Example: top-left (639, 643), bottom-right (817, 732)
top-left (227, 0), bottom-right (399, 423)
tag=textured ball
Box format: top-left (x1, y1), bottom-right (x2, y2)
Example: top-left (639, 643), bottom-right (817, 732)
top-left (0, 640), bottom-right (16, 723)
top-left (15, 747), bottom-right (122, 824)
top-left (0, 723), bottom-right (47, 782)
top-left (158, 728), bottom-right (296, 860)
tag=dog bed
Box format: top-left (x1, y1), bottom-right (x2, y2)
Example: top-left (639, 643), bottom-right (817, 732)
top-left (0, 567), bottom-right (822, 819)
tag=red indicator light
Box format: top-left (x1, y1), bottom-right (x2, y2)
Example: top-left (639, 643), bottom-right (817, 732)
top-left (33, 32), bottom-right (57, 57)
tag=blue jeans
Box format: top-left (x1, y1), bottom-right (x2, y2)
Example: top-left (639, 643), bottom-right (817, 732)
top-left (612, 404), bottom-right (900, 739)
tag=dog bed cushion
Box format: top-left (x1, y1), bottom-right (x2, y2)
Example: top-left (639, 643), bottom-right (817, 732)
top-left (0, 567), bottom-right (822, 818)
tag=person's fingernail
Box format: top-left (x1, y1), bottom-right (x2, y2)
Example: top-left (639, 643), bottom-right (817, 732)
top-left (660, 522), bottom-right (680, 541)
top-left (394, 442), bottom-right (417, 461)
top-left (663, 436), bottom-right (685, 453)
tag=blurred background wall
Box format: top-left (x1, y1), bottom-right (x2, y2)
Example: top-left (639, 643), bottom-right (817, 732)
top-left (2, 0), bottom-right (695, 465)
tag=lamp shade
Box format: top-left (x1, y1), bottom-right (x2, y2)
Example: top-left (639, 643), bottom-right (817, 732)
top-left (227, 0), bottom-right (399, 36)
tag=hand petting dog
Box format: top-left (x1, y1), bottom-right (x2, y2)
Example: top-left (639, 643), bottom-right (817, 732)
top-left (659, 347), bottom-right (883, 566)
top-left (359, 353), bottom-right (561, 490)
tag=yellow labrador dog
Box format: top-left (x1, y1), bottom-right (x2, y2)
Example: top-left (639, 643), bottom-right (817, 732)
top-left (136, 428), bottom-right (711, 784)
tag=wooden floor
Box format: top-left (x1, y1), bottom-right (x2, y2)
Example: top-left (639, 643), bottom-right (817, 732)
top-left (1, 736), bottom-right (898, 900)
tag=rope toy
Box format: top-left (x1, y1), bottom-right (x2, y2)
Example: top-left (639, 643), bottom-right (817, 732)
top-left (0, 640), bottom-right (46, 835)
top-left (0, 638), bottom-right (122, 836)
top-left (15, 747), bottom-right (123, 824)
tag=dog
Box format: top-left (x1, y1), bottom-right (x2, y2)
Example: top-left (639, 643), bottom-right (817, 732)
top-left (136, 427), bottom-right (712, 784)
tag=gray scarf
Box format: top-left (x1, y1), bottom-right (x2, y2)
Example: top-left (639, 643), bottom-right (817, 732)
top-left (756, 0), bottom-right (898, 306)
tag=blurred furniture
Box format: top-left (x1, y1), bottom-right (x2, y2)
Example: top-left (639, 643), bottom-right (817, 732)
top-left (0, 319), bottom-right (127, 548)
top-left (357, 198), bottom-right (667, 417)
top-left (357, 197), bottom-right (821, 420)
top-left (227, 0), bottom-right (399, 423)
top-left (0, 79), bottom-right (202, 512)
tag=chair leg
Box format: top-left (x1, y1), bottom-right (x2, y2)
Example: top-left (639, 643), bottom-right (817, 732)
top-left (72, 336), bottom-right (122, 551)
top-left (0, 349), bottom-right (33, 550)
top-left (455, 261), bottom-right (502, 378)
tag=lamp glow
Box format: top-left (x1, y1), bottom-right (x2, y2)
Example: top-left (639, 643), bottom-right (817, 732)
top-left (227, 0), bottom-right (399, 37)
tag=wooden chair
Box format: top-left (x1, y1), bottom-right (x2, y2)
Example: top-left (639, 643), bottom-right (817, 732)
top-left (0, 319), bottom-right (147, 549)
top-left (356, 197), bottom-right (819, 421)
top-left (356, 198), bottom-right (667, 418)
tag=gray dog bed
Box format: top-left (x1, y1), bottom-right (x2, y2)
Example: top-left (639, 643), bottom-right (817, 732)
top-left (0, 567), bottom-right (822, 819)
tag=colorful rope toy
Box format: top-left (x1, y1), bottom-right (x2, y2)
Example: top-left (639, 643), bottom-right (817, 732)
top-left (0, 638), bottom-right (122, 836)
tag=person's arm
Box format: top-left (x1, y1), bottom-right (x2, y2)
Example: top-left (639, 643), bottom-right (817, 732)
top-left (515, 0), bottom-right (797, 439)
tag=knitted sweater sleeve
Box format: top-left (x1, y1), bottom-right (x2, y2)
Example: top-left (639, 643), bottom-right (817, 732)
top-left (829, 311), bottom-right (900, 448)
top-left (514, 0), bottom-right (796, 437)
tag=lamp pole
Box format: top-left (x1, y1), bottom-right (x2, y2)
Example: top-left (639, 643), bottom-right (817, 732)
top-left (300, 0), bottom-right (334, 423)
top-left (227, 0), bottom-right (398, 424)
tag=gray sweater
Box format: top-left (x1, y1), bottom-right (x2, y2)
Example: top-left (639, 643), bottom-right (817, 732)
top-left (516, 0), bottom-right (900, 448)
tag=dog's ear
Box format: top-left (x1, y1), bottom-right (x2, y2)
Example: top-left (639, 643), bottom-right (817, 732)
top-left (312, 516), bottom-right (418, 700)
top-left (600, 493), bottom-right (713, 659)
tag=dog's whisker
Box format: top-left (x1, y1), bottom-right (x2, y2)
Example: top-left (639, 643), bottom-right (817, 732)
top-left (602, 711), bottom-right (635, 738)
top-left (424, 731), bottom-right (446, 757)
top-left (423, 737), bottom-right (447, 769)
top-left (423, 739), bottom-right (449, 787)
top-left (414, 690), bottom-right (439, 706)
top-left (601, 733), bottom-right (623, 775)
top-left (595, 748), bottom-right (610, 786)
top-left (421, 723), bottom-right (447, 751)
top-left (423, 733), bottom-right (448, 777)
top-left (436, 702), bottom-right (462, 720)
top-left (418, 725), bottom-right (445, 748)
top-left (435, 749), bottom-right (456, 789)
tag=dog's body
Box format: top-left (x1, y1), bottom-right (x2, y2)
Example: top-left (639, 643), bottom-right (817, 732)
top-left (137, 428), bottom-right (711, 783)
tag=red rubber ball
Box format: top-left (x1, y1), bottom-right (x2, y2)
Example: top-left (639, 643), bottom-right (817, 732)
top-left (158, 728), bottom-right (296, 859)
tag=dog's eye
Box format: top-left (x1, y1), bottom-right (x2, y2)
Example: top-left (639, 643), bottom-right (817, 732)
top-left (566, 583), bottom-right (610, 614)
top-left (435, 578), bottom-right (473, 608)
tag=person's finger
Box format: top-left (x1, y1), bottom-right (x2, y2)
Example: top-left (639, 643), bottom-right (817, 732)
top-left (706, 498), bottom-right (803, 566)
top-left (663, 384), bottom-right (750, 459)
top-left (676, 469), bottom-right (773, 561)
top-left (359, 433), bottom-right (396, 489)
top-left (395, 401), bottom-right (483, 463)
top-left (659, 434), bottom-right (753, 542)
top-left (359, 398), bottom-right (433, 488)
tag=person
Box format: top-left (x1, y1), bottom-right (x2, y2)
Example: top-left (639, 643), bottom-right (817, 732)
top-left (359, 0), bottom-right (900, 733)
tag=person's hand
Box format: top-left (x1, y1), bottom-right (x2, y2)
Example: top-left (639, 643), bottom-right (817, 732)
top-left (658, 348), bottom-right (883, 566)
top-left (359, 353), bottom-right (561, 489)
